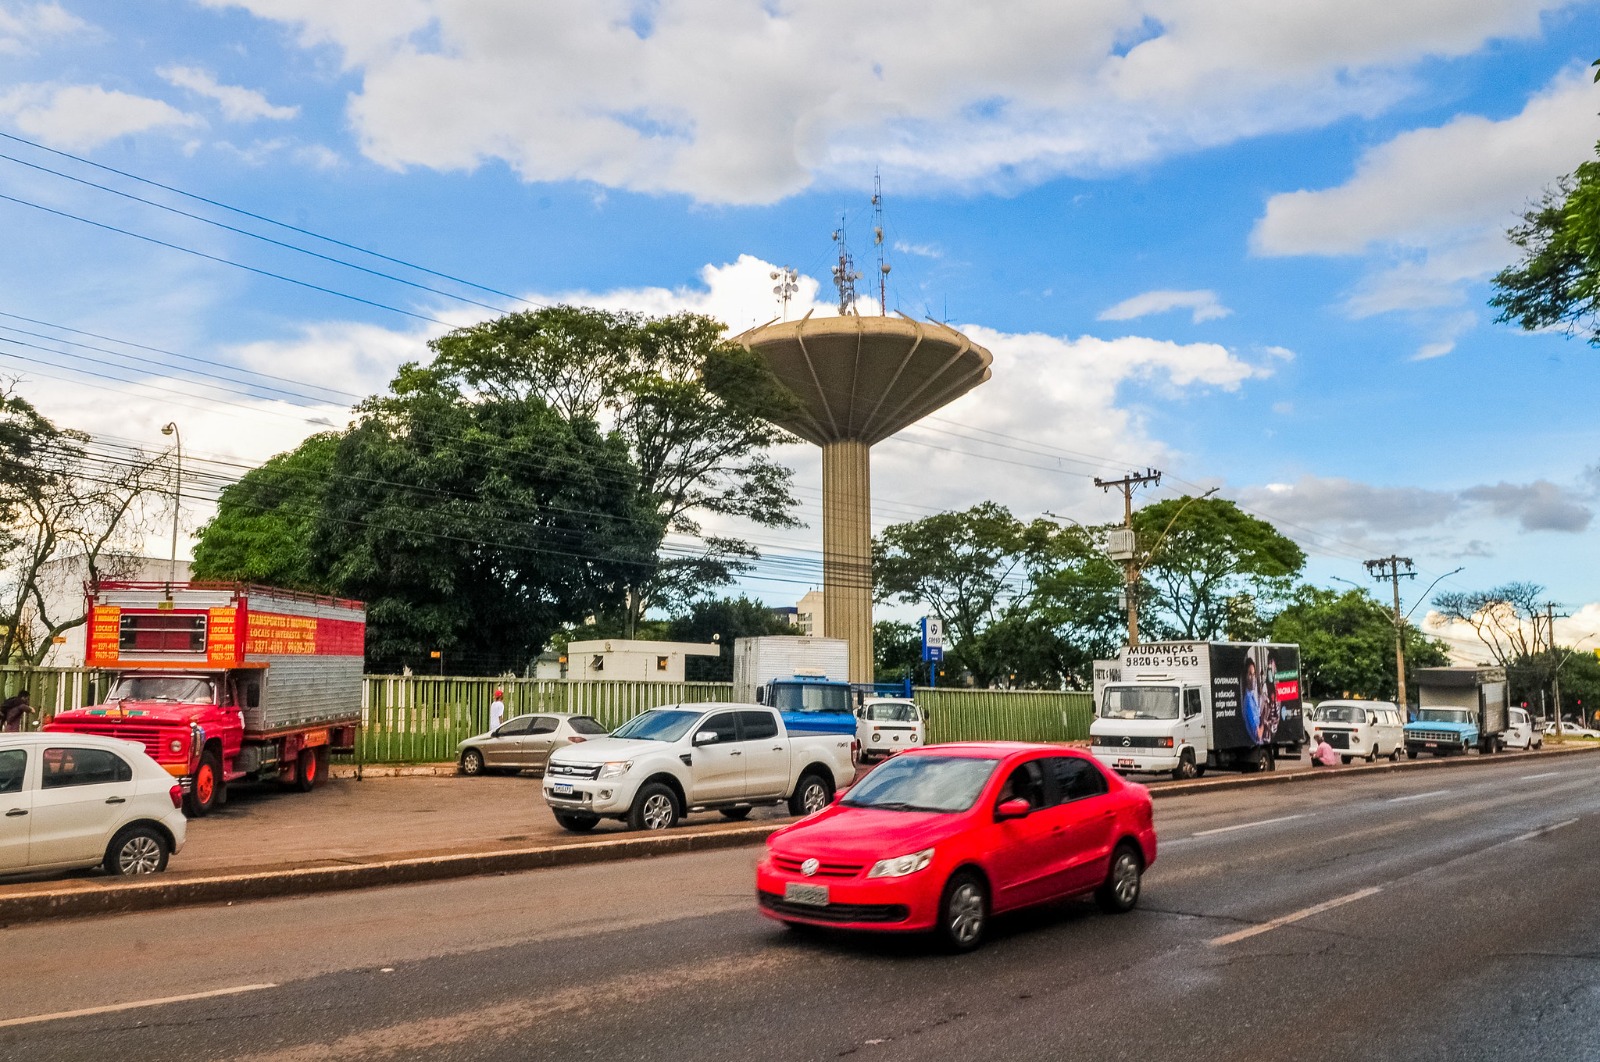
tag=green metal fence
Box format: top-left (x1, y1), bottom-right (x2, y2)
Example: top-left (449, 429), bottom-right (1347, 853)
top-left (0, 668), bottom-right (104, 721)
top-left (918, 687), bottom-right (1093, 744)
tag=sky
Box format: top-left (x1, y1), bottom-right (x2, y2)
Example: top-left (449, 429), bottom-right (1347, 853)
top-left (2, 0), bottom-right (1599, 662)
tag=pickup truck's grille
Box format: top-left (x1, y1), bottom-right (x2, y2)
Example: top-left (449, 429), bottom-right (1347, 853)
top-left (545, 762), bottom-right (601, 780)
top-left (759, 892), bottom-right (909, 924)
top-left (1408, 729), bottom-right (1462, 744)
top-left (772, 855), bottom-right (865, 878)
top-left (1092, 735), bottom-right (1169, 749)
top-left (1322, 730), bottom-right (1351, 749)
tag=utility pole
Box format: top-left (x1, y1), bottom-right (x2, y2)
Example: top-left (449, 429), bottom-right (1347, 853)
top-left (1365, 556), bottom-right (1415, 710)
top-left (1095, 469), bottom-right (1161, 646)
top-left (1545, 601), bottom-right (1566, 738)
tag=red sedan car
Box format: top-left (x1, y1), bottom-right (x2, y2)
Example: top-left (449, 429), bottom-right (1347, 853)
top-left (757, 742), bottom-right (1156, 951)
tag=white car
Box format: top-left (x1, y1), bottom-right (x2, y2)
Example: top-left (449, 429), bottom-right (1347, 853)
top-left (0, 732), bottom-right (187, 878)
top-left (1309, 700), bottom-right (1406, 763)
top-left (1541, 721), bottom-right (1600, 739)
top-left (1504, 708), bottom-right (1544, 750)
top-left (855, 698), bottom-right (925, 762)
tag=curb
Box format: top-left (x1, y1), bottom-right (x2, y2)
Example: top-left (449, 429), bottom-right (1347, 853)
top-left (1144, 741), bottom-right (1600, 799)
top-left (0, 823), bottom-right (782, 926)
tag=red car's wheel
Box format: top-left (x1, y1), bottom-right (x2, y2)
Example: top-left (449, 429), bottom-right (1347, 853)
top-left (937, 870), bottom-right (989, 952)
top-left (1096, 842), bottom-right (1143, 914)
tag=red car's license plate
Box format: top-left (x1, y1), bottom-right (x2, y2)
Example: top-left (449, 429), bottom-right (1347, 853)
top-left (784, 882), bottom-right (828, 907)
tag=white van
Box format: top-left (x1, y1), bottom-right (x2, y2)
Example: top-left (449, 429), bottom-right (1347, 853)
top-left (855, 698), bottom-right (925, 762)
top-left (1310, 700), bottom-right (1405, 763)
top-left (1504, 707), bottom-right (1544, 750)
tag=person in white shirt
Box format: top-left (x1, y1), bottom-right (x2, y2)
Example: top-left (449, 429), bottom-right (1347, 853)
top-left (489, 689), bottom-right (506, 731)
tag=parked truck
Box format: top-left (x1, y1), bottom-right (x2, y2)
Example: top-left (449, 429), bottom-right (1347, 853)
top-left (732, 636), bottom-right (856, 735)
top-left (1089, 641), bottom-right (1305, 780)
top-left (46, 581), bottom-right (364, 816)
top-left (1404, 666), bottom-right (1510, 758)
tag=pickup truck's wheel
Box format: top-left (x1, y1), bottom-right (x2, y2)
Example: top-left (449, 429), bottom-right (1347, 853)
top-left (460, 749), bottom-right (486, 776)
top-left (629, 783), bottom-right (679, 831)
top-left (184, 750), bottom-right (223, 817)
top-left (937, 870), bottom-right (989, 952)
top-left (104, 825), bottom-right (169, 876)
top-left (720, 807), bottom-right (753, 821)
top-left (554, 812), bottom-right (599, 832)
top-left (788, 773), bottom-right (832, 816)
top-left (1096, 842), bottom-right (1144, 914)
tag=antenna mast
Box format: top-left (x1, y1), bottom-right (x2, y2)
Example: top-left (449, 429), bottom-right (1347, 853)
top-left (872, 171), bottom-right (890, 315)
top-left (831, 215), bottom-right (861, 316)
top-left (770, 266), bottom-right (798, 320)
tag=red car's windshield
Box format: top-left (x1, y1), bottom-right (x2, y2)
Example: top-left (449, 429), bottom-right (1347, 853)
top-left (841, 755), bottom-right (1001, 813)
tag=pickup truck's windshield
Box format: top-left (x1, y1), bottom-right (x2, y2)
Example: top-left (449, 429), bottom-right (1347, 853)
top-left (611, 710), bottom-right (702, 742)
top-left (1315, 705), bottom-right (1367, 724)
top-left (770, 682), bottom-right (852, 714)
top-left (841, 755), bottom-right (1000, 813)
top-left (1100, 686), bottom-right (1180, 720)
top-left (106, 676), bottom-right (215, 704)
top-left (864, 702), bottom-right (919, 722)
top-left (1418, 709), bottom-right (1472, 724)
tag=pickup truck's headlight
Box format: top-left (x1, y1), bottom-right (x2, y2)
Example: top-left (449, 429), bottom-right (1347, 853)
top-left (867, 847), bottom-right (934, 878)
top-left (598, 760), bottom-right (632, 779)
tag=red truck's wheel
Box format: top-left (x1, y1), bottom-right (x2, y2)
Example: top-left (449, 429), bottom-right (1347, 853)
top-left (184, 751), bottom-right (223, 817)
top-left (294, 748), bottom-right (320, 792)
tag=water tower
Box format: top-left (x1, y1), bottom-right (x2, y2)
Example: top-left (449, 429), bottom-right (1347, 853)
top-left (735, 311), bottom-right (992, 683)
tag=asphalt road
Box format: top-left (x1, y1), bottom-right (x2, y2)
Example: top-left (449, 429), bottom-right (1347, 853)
top-left (4, 754), bottom-right (1598, 1061)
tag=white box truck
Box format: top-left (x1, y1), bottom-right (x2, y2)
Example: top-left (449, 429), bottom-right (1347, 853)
top-left (1089, 641), bottom-right (1305, 780)
top-left (732, 636), bottom-right (853, 735)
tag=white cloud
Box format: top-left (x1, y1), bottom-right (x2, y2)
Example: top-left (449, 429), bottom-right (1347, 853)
top-left (0, 84), bottom-right (199, 150)
top-left (158, 66), bottom-right (299, 122)
top-left (1413, 341), bottom-right (1455, 361)
top-left (0, 2), bottom-right (86, 55)
top-left (196, 0), bottom-right (1580, 203)
top-left (893, 241), bottom-right (943, 260)
top-left (1099, 289), bottom-right (1231, 324)
top-left (1252, 69), bottom-right (1600, 315)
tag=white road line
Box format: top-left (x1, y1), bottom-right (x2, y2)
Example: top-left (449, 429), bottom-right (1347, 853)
top-left (1191, 813), bottom-right (1310, 838)
top-left (1519, 771), bottom-right (1562, 781)
top-left (1386, 789), bottom-right (1453, 803)
top-left (1210, 886), bottom-right (1383, 947)
top-left (1512, 818), bottom-right (1580, 843)
top-left (0, 983), bottom-right (278, 1029)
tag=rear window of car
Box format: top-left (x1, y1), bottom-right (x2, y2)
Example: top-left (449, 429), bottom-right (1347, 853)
top-left (41, 747), bottom-right (133, 788)
top-left (568, 716), bottom-right (608, 736)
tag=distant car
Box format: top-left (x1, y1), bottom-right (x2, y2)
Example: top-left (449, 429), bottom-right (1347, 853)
top-left (1309, 700), bottom-right (1405, 763)
top-left (0, 732), bottom-right (187, 879)
top-left (756, 742), bottom-right (1157, 951)
top-left (1505, 708), bottom-right (1544, 750)
top-left (855, 698), bottom-right (926, 762)
top-left (1540, 721), bottom-right (1600, 739)
top-left (457, 714), bottom-right (609, 776)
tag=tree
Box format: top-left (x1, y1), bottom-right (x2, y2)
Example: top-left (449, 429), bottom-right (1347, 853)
top-left (1506, 648), bottom-right (1600, 722)
top-left (663, 595), bottom-right (794, 681)
top-left (191, 434), bottom-right (339, 591)
top-left (873, 619), bottom-right (922, 685)
top-left (1270, 586), bottom-right (1450, 702)
top-left (1430, 582), bottom-right (1547, 669)
top-left (1133, 496), bottom-right (1305, 640)
top-left (419, 307), bottom-right (802, 624)
top-left (1490, 159), bottom-right (1600, 345)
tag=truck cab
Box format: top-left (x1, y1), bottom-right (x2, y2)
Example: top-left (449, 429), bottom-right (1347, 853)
top-left (758, 675), bottom-right (857, 736)
top-left (1404, 707), bottom-right (1477, 757)
top-left (1090, 682), bottom-right (1207, 781)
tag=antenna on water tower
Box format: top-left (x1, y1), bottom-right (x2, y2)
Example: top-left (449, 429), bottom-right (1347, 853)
top-left (770, 266), bottom-right (798, 320)
top-left (831, 216), bottom-right (861, 316)
top-left (872, 171), bottom-right (890, 316)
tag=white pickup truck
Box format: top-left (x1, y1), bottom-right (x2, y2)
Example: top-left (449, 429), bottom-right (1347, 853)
top-left (541, 703), bottom-right (857, 832)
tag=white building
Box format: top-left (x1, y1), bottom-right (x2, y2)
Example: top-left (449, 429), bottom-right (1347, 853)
top-left (566, 639), bottom-right (721, 682)
top-left (795, 590), bottom-right (824, 637)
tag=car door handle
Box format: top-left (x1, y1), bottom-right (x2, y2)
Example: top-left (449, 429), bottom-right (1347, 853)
top-left (4, 808), bottom-right (25, 817)
top-left (106, 796), bottom-right (127, 805)
top-left (772, 747), bottom-right (784, 752)
top-left (729, 750), bottom-right (742, 756)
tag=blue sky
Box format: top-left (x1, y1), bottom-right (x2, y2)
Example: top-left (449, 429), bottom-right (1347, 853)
top-left (1, 1), bottom-right (1598, 658)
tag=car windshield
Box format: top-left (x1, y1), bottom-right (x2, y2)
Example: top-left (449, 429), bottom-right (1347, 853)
top-left (865, 702), bottom-right (918, 722)
top-left (1315, 705), bottom-right (1365, 723)
top-left (568, 716), bottom-right (609, 736)
top-left (1100, 686), bottom-right (1179, 720)
top-left (106, 676), bottom-right (215, 704)
top-left (770, 682), bottom-right (852, 714)
top-left (610, 710), bottom-right (701, 742)
top-left (841, 755), bottom-right (1000, 813)
top-left (1418, 709), bottom-right (1472, 724)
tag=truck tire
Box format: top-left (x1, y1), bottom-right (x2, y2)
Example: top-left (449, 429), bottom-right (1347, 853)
top-left (937, 869), bottom-right (989, 952)
top-left (788, 773), bottom-right (833, 816)
top-left (629, 783), bottom-right (679, 831)
top-left (554, 812), bottom-right (600, 832)
top-left (1171, 750), bottom-right (1199, 782)
top-left (184, 750), bottom-right (223, 818)
top-left (460, 749), bottom-right (486, 776)
top-left (104, 824), bottom-right (169, 876)
top-left (294, 748), bottom-right (321, 792)
top-left (1095, 842), bottom-right (1144, 914)
top-left (1406, 748), bottom-right (1418, 760)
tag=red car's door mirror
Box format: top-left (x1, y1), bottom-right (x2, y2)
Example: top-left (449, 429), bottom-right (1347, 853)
top-left (996, 797), bottom-right (1031, 820)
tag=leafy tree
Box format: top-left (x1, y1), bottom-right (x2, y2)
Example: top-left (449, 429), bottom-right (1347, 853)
top-left (1133, 496), bottom-right (1305, 640)
top-left (1430, 582), bottom-right (1547, 669)
top-left (1270, 586), bottom-right (1449, 703)
top-left (873, 619), bottom-right (922, 685)
top-left (191, 434), bottom-right (339, 591)
top-left (663, 595), bottom-right (794, 681)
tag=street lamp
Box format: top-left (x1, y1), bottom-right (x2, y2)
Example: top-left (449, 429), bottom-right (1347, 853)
top-left (160, 422), bottom-right (181, 594)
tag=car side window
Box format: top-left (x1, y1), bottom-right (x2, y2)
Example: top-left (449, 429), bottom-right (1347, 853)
top-left (700, 712), bottom-right (740, 744)
top-left (496, 717), bottom-right (533, 736)
top-left (41, 747), bottom-right (132, 789)
top-left (526, 717), bottom-right (558, 736)
top-left (1047, 757), bottom-right (1109, 803)
top-left (0, 749), bottom-right (25, 795)
top-left (996, 760), bottom-right (1047, 809)
top-left (736, 711), bottom-right (779, 742)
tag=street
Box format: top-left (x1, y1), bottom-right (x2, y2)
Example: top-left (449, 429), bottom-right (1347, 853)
top-left (4, 754), bottom-right (1598, 1061)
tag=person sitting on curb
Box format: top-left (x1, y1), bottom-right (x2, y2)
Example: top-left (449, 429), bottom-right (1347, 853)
top-left (1311, 734), bottom-right (1340, 767)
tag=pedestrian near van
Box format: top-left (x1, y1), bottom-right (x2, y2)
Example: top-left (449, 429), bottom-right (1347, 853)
top-left (1311, 734), bottom-right (1339, 768)
top-left (490, 688), bottom-right (505, 732)
top-left (1, 689), bottom-right (33, 733)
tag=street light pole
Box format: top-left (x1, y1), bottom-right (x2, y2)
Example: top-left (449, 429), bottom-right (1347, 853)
top-left (160, 421), bottom-right (181, 595)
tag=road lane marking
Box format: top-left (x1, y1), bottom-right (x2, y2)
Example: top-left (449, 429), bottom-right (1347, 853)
top-left (1512, 818), bottom-right (1580, 843)
top-left (1210, 886), bottom-right (1383, 947)
top-left (1519, 772), bottom-right (1562, 781)
top-left (0, 983), bottom-right (278, 1029)
top-left (1386, 789), bottom-right (1453, 803)
top-left (1191, 813), bottom-right (1310, 837)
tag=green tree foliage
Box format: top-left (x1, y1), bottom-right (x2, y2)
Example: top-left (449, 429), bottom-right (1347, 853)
top-left (1506, 648), bottom-right (1600, 723)
top-left (191, 434), bottom-right (339, 591)
top-left (1490, 156), bottom-right (1600, 345)
top-left (1134, 496), bottom-right (1305, 640)
top-left (1270, 586), bottom-right (1450, 702)
top-left (873, 619), bottom-right (922, 684)
top-left (663, 595), bottom-right (794, 681)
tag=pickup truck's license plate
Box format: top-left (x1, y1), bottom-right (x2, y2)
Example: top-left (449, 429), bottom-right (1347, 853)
top-left (552, 782), bottom-right (575, 795)
top-left (784, 882), bottom-right (829, 907)
top-left (1424, 743), bottom-right (1438, 749)
top-left (1116, 759), bottom-right (1136, 769)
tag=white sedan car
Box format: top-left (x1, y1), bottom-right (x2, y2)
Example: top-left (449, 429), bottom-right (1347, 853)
top-left (1541, 721), bottom-right (1600, 739)
top-left (1, 732), bottom-right (188, 878)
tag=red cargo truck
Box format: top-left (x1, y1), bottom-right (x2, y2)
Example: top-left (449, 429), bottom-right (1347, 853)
top-left (46, 581), bottom-right (364, 816)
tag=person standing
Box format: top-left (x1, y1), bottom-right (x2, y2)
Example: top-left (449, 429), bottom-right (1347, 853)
top-left (489, 688), bottom-right (506, 731)
top-left (1, 689), bottom-right (33, 733)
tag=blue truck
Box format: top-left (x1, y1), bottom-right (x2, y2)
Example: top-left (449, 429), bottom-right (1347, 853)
top-left (731, 636), bottom-right (910, 737)
top-left (1404, 666), bottom-right (1510, 758)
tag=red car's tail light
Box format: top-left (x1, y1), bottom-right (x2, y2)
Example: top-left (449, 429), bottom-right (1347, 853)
top-left (169, 784), bottom-right (183, 809)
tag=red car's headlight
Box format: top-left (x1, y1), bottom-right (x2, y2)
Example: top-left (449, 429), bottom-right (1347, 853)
top-left (867, 848), bottom-right (935, 878)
